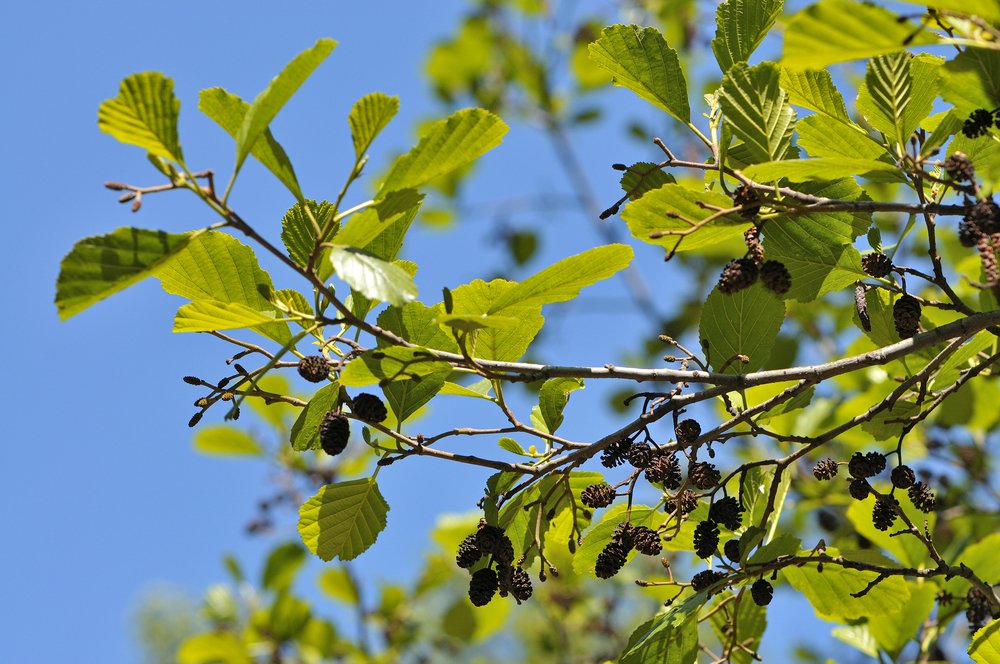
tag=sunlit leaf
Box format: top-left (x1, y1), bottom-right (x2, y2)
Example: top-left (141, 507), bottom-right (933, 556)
top-left (98, 72), bottom-right (183, 162)
top-left (700, 283), bottom-right (785, 373)
top-left (298, 478), bottom-right (389, 561)
top-left (712, 0), bottom-right (783, 73)
top-left (193, 426), bottom-right (263, 457)
top-left (328, 245), bottom-right (418, 308)
top-left (349, 92), bottom-right (399, 159)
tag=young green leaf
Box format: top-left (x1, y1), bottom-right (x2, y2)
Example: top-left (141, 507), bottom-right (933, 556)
top-left (378, 109), bottom-right (507, 196)
top-left (157, 231), bottom-right (291, 344)
top-left (700, 283), bottom-right (785, 373)
top-left (173, 300), bottom-right (284, 333)
top-left (780, 68), bottom-right (852, 124)
top-left (896, 0), bottom-right (1000, 23)
top-left (328, 245), bottom-right (418, 308)
top-left (333, 190), bottom-right (424, 255)
top-left (856, 52), bottom-right (935, 149)
top-left (55, 227), bottom-right (193, 320)
top-left (98, 72), bottom-right (184, 163)
top-left (317, 567), bottom-right (361, 605)
top-left (290, 382), bottom-right (341, 452)
top-left (940, 47), bottom-right (1000, 116)
top-left (261, 542), bottom-right (306, 592)
top-left (622, 185), bottom-right (749, 252)
top-left (720, 62), bottom-right (796, 165)
top-left (782, 0), bottom-right (935, 70)
top-left (199, 87), bottom-right (303, 200)
top-left (619, 162), bottom-right (674, 201)
top-left (298, 478), bottom-right (389, 561)
top-left (741, 157), bottom-right (901, 183)
top-left (711, 0), bottom-right (783, 73)
top-left (796, 115), bottom-right (891, 161)
top-left (348, 92), bottom-right (400, 159)
top-left (970, 620), bottom-right (1000, 664)
top-left (339, 347), bottom-right (452, 387)
top-left (619, 594), bottom-right (705, 664)
top-left (447, 279), bottom-right (544, 361)
top-left (588, 24), bottom-right (690, 123)
top-left (537, 377), bottom-right (584, 434)
top-left (867, 584), bottom-right (935, 657)
top-left (233, 38), bottom-right (336, 184)
top-left (177, 633), bottom-right (250, 664)
top-left (193, 426), bottom-right (263, 457)
top-left (487, 244), bottom-right (634, 313)
top-left (383, 369), bottom-right (450, 425)
top-left (280, 199), bottom-right (337, 269)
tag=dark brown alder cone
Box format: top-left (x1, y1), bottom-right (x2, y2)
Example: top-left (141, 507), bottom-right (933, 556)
top-left (693, 520), bottom-right (720, 558)
top-left (493, 535), bottom-right (515, 566)
top-left (908, 481), bottom-right (937, 513)
top-left (594, 541), bottom-right (629, 578)
top-left (601, 438), bottom-right (631, 468)
top-left (469, 568), bottom-right (499, 606)
top-left (966, 588), bottom-right (991, 630)
top-left (645, 453), bottom-right (682, 489)
top-left (611, 522), bottom-right (636, 549)
top-left (670, 489), bottom-right (700, 514)
top-left (456, 534), bottom-right (482, 569)
top-left (855, 283), bottom-right (871, 331)
top-left (944, 152), bottom-right (975, 182)
top-left (691, 570), bottom-right (726, 592)
top-left (733, 184), bottom-right (761, 218)
top-left (475, 525), bottom-right (509, 555)
top-left (893, 295), bottom-right (922, 339)
top-left (959, 218), bottom-right (984, 247)
top-left (708, 496), bottom-right (744, 530)
top-left (969, 197), bottom-right (1000, 235)
top-left (632, 526), bottom-right (663, 556)
top-left (580, 482), bottom-right (616, 509)
top-left (760, 260), bottom-right (792, 295)
top-left (751, 579), bottom-right (774, 606)
top-left (724, 539), bottom-right (741, 563)
top-left (962, 108), bottom-right (994, 138)
top-left (509, 567), bottom-right (533, 602)
top-left (689, 461), bottom-right (721, 489)
top-left (849, 478), bottom-right (871, 501)
top-left (744, 225), bottom-right (765, 264)
top-left (813, 458), bottom-right (839, 481)
top-left (351, 393), bottom-right (388, 423)
top-left (675, 418), bottom-right (701, 445)
top-left (718, 257), bottom-right (759, 294)
top-left (891, 464), bottom-right (916, 489)
top-left (627, 441), bottom-right (653, 469)
top-left (872, 495), bottom-right (900, 531)
top-left (861, 252), bottom-right (893, 278)
top-left (297, 355), bottom-right (331, 383)
top-left (848, 451), bottom-right (886, 479)
top-left (319, 413), bottom-right (350, 456)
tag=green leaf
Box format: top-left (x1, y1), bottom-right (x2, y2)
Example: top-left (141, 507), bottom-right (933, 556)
top-left (198, 87), bottom-right (302, 200)
top-left (783, 548), bottom-right (911, 621)
top-left (619, 594), bottom-right (705, 664)
top-left (941, 47), bottom-right (1000, 116)
top-left (832, 624), bottom-right (879, 659)
top-left (328, 245), bottom-right (418, 307)
top-left (700, 283), bottom-right (785, 373)
top-left (620, 162), bottom-right (675, 201)
top-left (377, 301), bottom-right (458, 352)
top-left (334, 190), bottom-right (424, 253)
top-left (712, 0), bottom-right (783, 73)
top-left (897, 0), bottom-right (1000, 22)
top-left (796, 115), bottom-right (890, 161)
top-left (234, 39), bottom-right (336, 180)
top-left (588, 24), bottom-right (690, 123)
top-left (487, 244), bottom-right (633, 313)
top-left (156, 231), bottom-right (291, 344)
top-left (280, 200), bottom-right (337, 271)
top-left (780, 68), bottom-right (851, 124)
top-left (289, 382), bottom-right (340, 452)
top-left (537, 378), bottom-right (584, 433)
top-left (193, 426), bottom-right (263, 457)
top-left (263, 593), bottom-right (311, 642)
top-left (348, 92), bottom-right (399, 159)
top-left (298, 478), bottom-right (389, 562)
top-left (448, 280), bottom-right (544, 361)
top-left (55, 227), bottom-right (191, 320)
top-left (378, 109), bottom-right (507, 195)
top-left (173, 300), bottom-right (284, 333)
top-left (437, 313), bottom-right (522, 332)
top-left (383, 370), bottom-right (449, 425)
top-left (98, 72), bottom-right (183, 162)
top-left (857, 53), bottom-right (940, 149)
top-left (440, 380), bottom-right (495, 401)
top-left (720, 62), bottom-right (795, 165)
top-left (741, 466), bottom-right (791, 543)
top-left (340, 347), bottom-right (452, 387)
top-left (742, 158), bottom-right (901, 183)
top-left (261, 541), bottom-right (306, 592)
top-left (178, 633), bottom-right (250, 664)
top-left (971, 620), bottom-right (1000, 664)
top-left (622, 185), bottom-right (749, 252)
top-left (782, 0), bottom-right (936, 70)
top-left (868, 583), bottom-right (935, 657)
top-left (709, 592), bottom-right (767, 664)
top-left (318, 566), bottom-right (360, 605)
top-left (498, 437), bottom-right (528, 455)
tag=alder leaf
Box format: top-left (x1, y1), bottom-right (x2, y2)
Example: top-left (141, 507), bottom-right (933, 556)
top-left (780, 68), bottom-right (851, 124)
top-left (711, 0), bottom-right (783, 73)
top-left (328, 245), bottom-right (418, 308)
top-left (199, 87), bottom-right (303, 200)
top-left (234, 38), bottom-right (336, 180)
top-left (622, 185), bottom-right (749, 252)
top-left (193, 426), bottom-right (263, 457)
top-left (98, 72), bottom-right (184, 162)
top-left (173, 300), bottom-right (284, 333)
top-left (290, 383), bottom-right (341, 452)
top-left (971, 620), bottom-right (1000, 664)
top-left (348, 92), bottom-right (399, 159)
top-left (378, 109), bottom-right (507, 195)
top-left (700, 283), bottom-right (785, 373)
top-left (55, 227), bottom-right (192, 320)
top-left (298, 478), bottom-right (389, 561)
top-left (720, 62), bottom-right (796, 165)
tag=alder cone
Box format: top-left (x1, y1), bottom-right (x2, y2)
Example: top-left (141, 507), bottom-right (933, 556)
top-left (717, 258), bottom-right (758, 294)
top-left (893, 295), bottom-right (921, 339)
top-left (351, 393), bottom-right (387, 423)
top-left (759, 260), bottom-right (792, 295)
top-left (319, 413), bottom-right (350, 456)
top-left (297, 355), bottom-right (330, 383)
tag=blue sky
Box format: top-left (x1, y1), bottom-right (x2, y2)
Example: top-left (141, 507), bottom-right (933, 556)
top-left (0, 2), bottom-right (840, 662)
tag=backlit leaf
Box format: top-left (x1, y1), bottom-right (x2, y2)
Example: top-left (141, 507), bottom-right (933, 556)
top-left (328, 245), bottom-right (418, 307)
top-left (700, 283), bottom-right (785, 373)
top-left (712, 0), bottom-right (783, 73)
top-left (298, 478), bottom-right (389, 561)
top-left (349, 92), bottom-right (399, 159)
top-left (98, 72), bottom-right (183, 162)
top-left (720, 62), bottom-right (795, 164)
